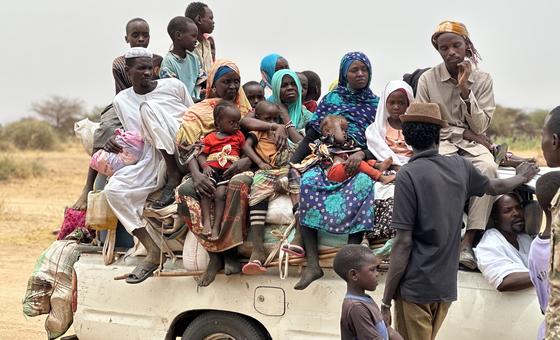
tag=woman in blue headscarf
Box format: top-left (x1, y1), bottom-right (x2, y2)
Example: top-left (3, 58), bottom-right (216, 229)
top-left (260, 53), bottom-right (289, 91)
top-left (291, 52), bottom-right (380, 290)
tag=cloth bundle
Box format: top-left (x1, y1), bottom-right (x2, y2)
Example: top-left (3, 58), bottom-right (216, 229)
top-left (56, 208), bottom-right (87, 240)
top-left (23, 239), bottom-right (81, 339)
top-left (89, 129), bottom-right (144, 176)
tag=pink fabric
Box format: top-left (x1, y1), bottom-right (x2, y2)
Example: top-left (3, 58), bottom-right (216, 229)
top-left (89, 129), bottom-right (144, 176)
top-left (56, 208), bottom-right (87, 240)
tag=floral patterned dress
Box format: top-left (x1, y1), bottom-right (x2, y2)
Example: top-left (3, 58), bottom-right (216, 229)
top-left (297, 51), bottom-right (379, 235)
top-left (299, 167), bottom-right (375, 234)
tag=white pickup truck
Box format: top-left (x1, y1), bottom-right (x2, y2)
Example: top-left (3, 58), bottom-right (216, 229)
top-left (71, 168), bottom-right (548, 340)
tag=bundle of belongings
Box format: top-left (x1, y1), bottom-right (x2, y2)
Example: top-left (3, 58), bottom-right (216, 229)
top-left (23, 229), bottom-right (92, 340)
top-left (89, 129), bottom-right (144, 177)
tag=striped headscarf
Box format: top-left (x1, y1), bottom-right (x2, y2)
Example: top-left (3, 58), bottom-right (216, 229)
top-left (270, 69), bottom-right (312, 131)
top-left (308, 52), bottom-right (379, 147)
top-left (431, 20), bottom-right (481, 64)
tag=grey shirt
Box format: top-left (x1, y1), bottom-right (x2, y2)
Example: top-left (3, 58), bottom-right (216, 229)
top-left (392, 149), bottom-right (489, 304)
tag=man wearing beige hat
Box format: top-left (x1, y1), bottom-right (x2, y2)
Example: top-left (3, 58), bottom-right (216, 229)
top-left (380, 103), bottom-right (538, 340)
top-left (416, 20), bottom-right (498, 269)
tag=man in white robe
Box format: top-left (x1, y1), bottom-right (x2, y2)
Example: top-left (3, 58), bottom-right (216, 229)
top-left (474, 193), bottom-right (533, 291)
top-left (103, 47), bottom-right (193, 283)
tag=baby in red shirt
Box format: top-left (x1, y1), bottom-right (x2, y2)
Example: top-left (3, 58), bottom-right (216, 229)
top-left (197, 101), bottom-right (245, 240)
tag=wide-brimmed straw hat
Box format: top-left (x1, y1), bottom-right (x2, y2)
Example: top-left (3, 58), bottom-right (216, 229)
top-left (400, 103), bottom-right (448, 127)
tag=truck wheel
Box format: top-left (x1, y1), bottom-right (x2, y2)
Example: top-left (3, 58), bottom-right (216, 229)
top-left (181, 311), bottom-right (267, 340)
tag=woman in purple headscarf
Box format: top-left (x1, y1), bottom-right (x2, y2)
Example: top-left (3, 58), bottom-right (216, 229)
top-left (290, 52), bottom-right (380, 290)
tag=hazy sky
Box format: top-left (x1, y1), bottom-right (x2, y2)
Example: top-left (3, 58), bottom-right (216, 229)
top-left (1, 0), bottom-right (558, 124)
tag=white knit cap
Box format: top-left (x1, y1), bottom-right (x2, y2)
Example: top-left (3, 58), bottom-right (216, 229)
top-left (124, 47), bottom-right (153, 59)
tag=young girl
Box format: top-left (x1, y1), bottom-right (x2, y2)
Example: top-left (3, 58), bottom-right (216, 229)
top-left (241, 101), bottom-right (302, 275)
top-left (197, 101), bottom-right (245, 240)
top-left (293, 115), bottom-right (395, 185)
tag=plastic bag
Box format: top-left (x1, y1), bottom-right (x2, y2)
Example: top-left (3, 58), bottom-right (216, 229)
top-left (85, 190), bottom-right (118, 231)
top-left (265, 195), bottom-right (293, 225)
top-left (89, 129), bottom-right (144, 176)
top-left (182, 231), bottom-right (209, 271)
top-left (74, 118), bottom-right (100, 156)
top-left (22, 240), bottom-right (80, 339)
top-left (57, 208), bottom-right (87, 240)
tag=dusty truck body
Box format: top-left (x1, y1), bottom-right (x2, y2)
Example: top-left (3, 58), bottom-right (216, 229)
top-left (73, 254), bottom-right (542, 340)
top-left (72, 168), bottom-right (548, 339)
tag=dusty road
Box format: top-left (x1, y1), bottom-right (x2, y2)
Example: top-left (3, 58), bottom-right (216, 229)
top-left (0, 145), bottom-right (89, 339)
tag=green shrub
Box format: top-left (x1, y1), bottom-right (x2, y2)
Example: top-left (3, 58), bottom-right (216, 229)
top-left (0, 119), bottom-right (59, 150)
top-left (0, 156), bottom-right (45, 181)
top-left (494, 136), bottom-right (540, 151)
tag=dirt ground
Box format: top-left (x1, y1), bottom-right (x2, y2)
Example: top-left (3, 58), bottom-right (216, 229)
top-left (0, 144), bottom-right (545, 339)
top-left (0, 143), bottom-right (89, 339)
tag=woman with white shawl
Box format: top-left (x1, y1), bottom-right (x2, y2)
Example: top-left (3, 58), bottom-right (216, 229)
top-left (365, 80), bottom-right (414, 166)
top-left (362, 80), bottom-right (414, 244)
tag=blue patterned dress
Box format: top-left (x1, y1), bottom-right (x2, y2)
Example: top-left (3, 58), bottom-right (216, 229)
top-left (299, 52), bottom-right (379, 234)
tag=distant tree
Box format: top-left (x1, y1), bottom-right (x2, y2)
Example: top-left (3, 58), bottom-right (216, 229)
top-left (31, 95), bottom-right (86, 135)
top-left (529, 109), bottom-right (548, 132)
top-left (488, 105), bottom-right (550, 139)
top-left (488, 105), bottom-right (520, 138)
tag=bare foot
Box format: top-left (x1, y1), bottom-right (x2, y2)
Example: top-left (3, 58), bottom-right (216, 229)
top-left (294, 266), bottom-right (324, 290)
top-left (197, 253), bottom-right (223, 287)
top-left (379, 174), bottom-right (396, 185)
top-left (201, 222), bottom-right (212, 237)
top-left (209, 224), bottom-right (221, 241)
top-left (224, 253), bottom-right (241, 275)
top-left (249, 247), bottom-right (267, 265)
top-left (376, 158), bottom-right (393, 171)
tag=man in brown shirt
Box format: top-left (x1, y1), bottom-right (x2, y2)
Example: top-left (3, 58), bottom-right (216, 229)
top-left (416, 20), bottom-right (497, 269)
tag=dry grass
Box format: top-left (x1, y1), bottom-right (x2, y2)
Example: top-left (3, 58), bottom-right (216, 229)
top-left (0, 142), bottom-right (88, 339)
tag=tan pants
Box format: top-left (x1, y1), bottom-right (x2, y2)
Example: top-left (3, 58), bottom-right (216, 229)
top-left (461, 150), bottom-right (498, 231)
top-left (395, 299), bottom-right (452, 340)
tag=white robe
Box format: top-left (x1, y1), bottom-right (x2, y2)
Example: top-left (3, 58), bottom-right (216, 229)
top-left (474, 228), bottom-right (532, 289)
top-left (105, 78), bottom-right (193, 233)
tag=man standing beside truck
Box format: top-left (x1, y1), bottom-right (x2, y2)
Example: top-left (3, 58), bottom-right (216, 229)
top-left (540, 105), bottom-right (560, 338)
top-left (380, 103), bottom-right (538, 340)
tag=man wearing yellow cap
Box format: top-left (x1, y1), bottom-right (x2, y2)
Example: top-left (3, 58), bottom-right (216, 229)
top-left (416, 20), bottom-right (496, 269)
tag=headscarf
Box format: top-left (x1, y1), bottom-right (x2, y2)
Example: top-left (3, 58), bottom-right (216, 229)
top-left (365, 80), bottom-right (414, 165)
top-left (176, 59), bottom-right (251, 146)
top-left (213, 66), bottom-right (234, 83)
top-left (269, 69), bottom-right (313, 131)
top-left (260, 53), bottom-right (283, 89)
top-left (308, 52), bottom-right (379, 147)
top-left (431, 20), bottom-right (481, 65)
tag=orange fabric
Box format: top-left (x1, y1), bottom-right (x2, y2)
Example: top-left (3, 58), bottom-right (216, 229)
top-left (326, 161), bottom-right (381, 183)
top-left (176, 59), bottom-right (252, 146)
top-left (385, 123), bottom-right (413, 157)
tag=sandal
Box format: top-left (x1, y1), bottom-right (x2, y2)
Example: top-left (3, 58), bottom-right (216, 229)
top-left (493, 143), bottom-right (508, 165)
top-left (152, 183), bottom-right (176, 209)
top-left (281, 244), bottom-right (305, 257)
top-left (242, 260), bottom-right (267, 275)
top-left (125, 262), bottom-right (159, 284)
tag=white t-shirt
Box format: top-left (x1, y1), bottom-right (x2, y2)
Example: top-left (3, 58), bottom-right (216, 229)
top-left (474, 228), bottom-right (532, 289)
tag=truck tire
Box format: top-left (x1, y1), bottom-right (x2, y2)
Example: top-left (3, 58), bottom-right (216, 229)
top-left (181, 311), bottom-right (267, 340)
